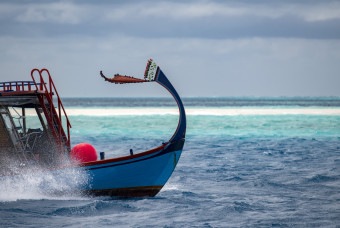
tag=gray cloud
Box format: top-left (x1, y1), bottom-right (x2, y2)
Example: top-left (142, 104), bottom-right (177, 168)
top-left (1, 1), bottom-right (340, 39)
top-left (1, 0), bottom-right (340, 97)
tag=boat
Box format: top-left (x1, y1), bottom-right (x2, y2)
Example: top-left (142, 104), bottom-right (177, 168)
top-left (0, 59), bottom-right (186, 197)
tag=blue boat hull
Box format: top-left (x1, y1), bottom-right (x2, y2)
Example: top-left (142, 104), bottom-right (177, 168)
top-left (76, 139), bottom-right (185, 197)
top-left (73, 59), bottom-right (187, 198)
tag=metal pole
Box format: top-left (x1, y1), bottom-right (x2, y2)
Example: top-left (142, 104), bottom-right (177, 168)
top-left (22, 107), bottom-right (26, 134)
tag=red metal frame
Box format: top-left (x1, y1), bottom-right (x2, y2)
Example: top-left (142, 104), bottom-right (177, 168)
top-left (0, 70), bottom-right (72, 157)
top-left (30, 69), bottom-right (72, 156)
top-left (0, 81), bottom-right (34, 92)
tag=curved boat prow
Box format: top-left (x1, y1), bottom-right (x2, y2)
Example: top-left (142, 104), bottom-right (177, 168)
top-left (101, 59), bottom-right (186, 145)
top-left (151, 60), bottom-right (186, 143)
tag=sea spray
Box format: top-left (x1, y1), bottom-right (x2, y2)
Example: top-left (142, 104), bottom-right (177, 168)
top-left (0, 162), bottom-right (90, 202)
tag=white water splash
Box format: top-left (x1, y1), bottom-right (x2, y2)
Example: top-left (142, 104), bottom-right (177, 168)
top-left (162, 183), bottom-right (180, 191)
top-left (0, 166), bottom-right (90, 202)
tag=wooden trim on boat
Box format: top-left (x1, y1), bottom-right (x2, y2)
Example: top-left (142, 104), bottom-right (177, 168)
top-left (85, 185), bottom-right (163, 198)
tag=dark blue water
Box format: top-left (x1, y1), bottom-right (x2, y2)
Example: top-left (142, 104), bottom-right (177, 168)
top-left (1, 98), bottom-right (340, 227)
top-left (61, 97), bottom-right (340, 107)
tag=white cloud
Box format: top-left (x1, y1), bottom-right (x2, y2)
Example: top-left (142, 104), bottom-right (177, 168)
top-left (0, 1), bottom-right (339, 27)
top-left (15, 2), bottom-right (86, 24)
top-left (104, 2), bottom-right (255, 21)
top-left (103, 1), bottom-right (340, 22)
top-left (138, 2), bottom-right (248, 19)
top-left (299, 2), bottom-right (340, 22)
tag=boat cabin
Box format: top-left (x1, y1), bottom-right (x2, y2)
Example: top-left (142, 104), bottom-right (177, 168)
top-left (0, 69), bottom-right (71, 173)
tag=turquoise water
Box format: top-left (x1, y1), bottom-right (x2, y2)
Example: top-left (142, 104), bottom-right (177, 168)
top-left (189, 115), bottom-right (340, 137)
top-left (1, 98), bottom-right (340, 227)
top-left (67, 115), bottom-right (340, 159)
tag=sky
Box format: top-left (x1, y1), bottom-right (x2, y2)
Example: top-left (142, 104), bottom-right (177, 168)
top-left (1, 0), bottom-right (340, 97)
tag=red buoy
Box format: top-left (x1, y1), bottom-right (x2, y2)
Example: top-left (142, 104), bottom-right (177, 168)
top-left (70, 143), bottom-right (97, 163)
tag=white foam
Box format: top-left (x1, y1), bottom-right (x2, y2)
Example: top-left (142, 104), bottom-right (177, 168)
top-left (10, 108), bottom-right (340, 116)
top-left (162, 184), bottom-right (179, 191)
top-left (0, 167), bottom-right (89, 202)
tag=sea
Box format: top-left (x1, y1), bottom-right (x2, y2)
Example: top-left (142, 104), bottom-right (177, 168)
top-left (1, 97), bottom-right (340, 227)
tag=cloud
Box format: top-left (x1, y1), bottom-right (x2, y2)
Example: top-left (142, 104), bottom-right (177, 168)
top-left (298, 2), bottom-right (340, 22)
top-left (1, 1), bottom-right (340, 97)
top-left (103, 1), bottom-right (340, 22)
top-left (1, 1), bottom-right (340, 39)
top-left (15, 2), bottom-right (85, 24)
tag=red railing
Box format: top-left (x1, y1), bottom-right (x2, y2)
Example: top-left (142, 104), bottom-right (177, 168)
top-left (30, 69), bottom-right (71, 155)
top-left (0, 81), bottom-right (35, 92)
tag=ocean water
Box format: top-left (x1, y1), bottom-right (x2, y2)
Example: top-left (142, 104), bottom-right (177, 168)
top-left (1, 97), bottom-right (340, 227)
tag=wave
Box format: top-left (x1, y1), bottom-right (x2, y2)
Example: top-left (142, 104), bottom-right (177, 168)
top-left (12, 108), bottom-right (340, 116)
